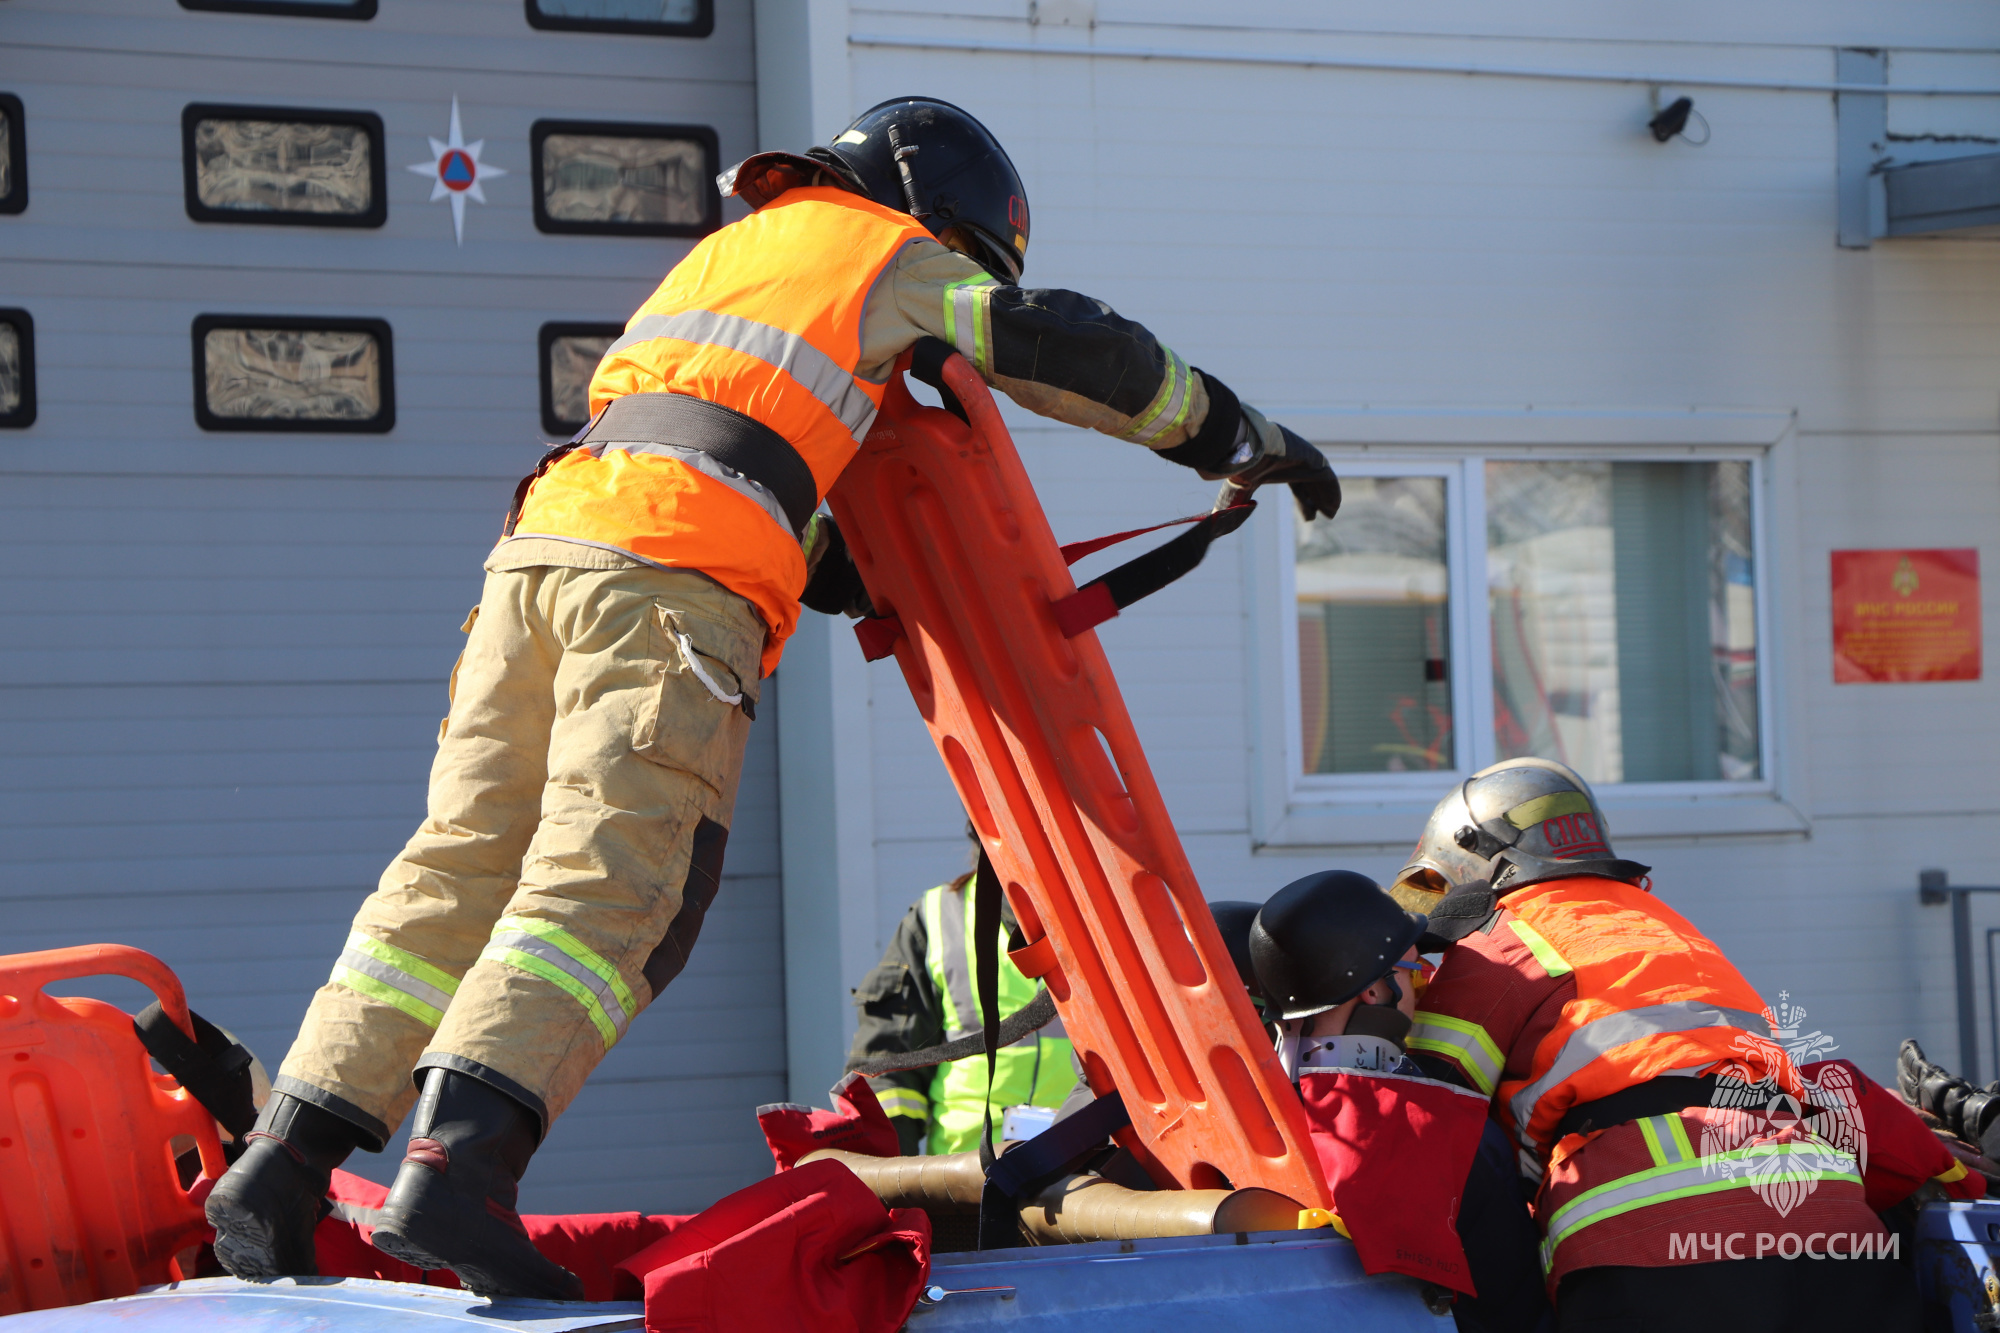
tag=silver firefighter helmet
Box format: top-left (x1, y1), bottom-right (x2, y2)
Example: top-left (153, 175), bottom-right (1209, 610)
top-left (1390, 757), bottom-right (1621, 910)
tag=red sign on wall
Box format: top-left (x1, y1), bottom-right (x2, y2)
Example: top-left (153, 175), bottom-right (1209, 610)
top-left (1831, 549), bottom-right (1981, 683)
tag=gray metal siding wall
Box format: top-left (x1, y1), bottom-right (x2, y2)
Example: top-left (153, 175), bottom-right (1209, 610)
top-left (0, 0), bottom-right (783, 1215)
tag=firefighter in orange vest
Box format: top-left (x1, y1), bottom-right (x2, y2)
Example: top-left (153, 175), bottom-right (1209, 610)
top-left (1397, 757), bottom-right (1917, 1330)
top-left (203, 97), bottom-right (1342, 1296)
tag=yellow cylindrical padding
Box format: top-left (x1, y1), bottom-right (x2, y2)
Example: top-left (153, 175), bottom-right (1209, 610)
top-left (1017, 1174), bottom-right (1305, 1244)
top-left (797, 1148), bottom-right (986, 1210)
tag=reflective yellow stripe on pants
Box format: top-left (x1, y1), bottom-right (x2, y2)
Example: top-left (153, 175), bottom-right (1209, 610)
top-left (481, 915), bottom-right (639, 1050)
top-left (332, 931), bottom-right (460, 1029)
top-left (275, 563), bottom-right (764, 1139)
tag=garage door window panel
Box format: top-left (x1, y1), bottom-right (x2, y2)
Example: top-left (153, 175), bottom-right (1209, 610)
top-left (182, 105), bottom-right (386, 227)
top-left (0, 308), bottom-right (35, 429)
top-left (0, 94), bottom-right (25, 215)
top-left (540, 322), bottom-right (622, 437)
top-left (525, 0), bottom-right (712, 37)
top-left (193, 315), bottom-right (394, 433)
top-left (531, 121), bottom-right (719, 237)
top-left (180, 0), bottom-right (377, 20)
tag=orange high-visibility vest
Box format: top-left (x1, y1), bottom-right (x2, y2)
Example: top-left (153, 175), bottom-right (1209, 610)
top-left (1496, 877), bottom-right (1790, 1152)
top-left (509, 187), bottom-right (936, 676)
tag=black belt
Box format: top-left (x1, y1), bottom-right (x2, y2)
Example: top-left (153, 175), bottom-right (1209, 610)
top-left (1553, 1075), bottom-right (1719, 1141)
top-left (505, 393), bottom-right (818, 537)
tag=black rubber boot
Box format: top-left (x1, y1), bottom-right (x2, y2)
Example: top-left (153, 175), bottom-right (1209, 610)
top-left (1898, 1038), bottom-right (2000, 1156)
top-left (204, 1093), bottom-right (362, 1278)
top-left (368, 1068), bottom-right (584, 1301)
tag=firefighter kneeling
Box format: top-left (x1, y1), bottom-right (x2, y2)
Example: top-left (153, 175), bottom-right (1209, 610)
top-left (1395, 757), bottom-right (1918, 1330)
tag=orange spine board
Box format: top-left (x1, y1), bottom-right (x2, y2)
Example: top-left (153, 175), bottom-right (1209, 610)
top-left (0, 945), bottom-right (226, 1313)
top-left (828, 355), bottom-right (1329, 1208)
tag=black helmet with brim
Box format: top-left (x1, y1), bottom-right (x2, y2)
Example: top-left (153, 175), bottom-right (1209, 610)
top-left (1250, 870), bottom-right (1426, 1022)
top-left (822, 97), bottom-right (1029, 284)
top-left (720, 99), bottom-right (1030, 284)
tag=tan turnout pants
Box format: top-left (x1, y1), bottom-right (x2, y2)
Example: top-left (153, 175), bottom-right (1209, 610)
top-left (273, 563), bottom-right (763, 1145)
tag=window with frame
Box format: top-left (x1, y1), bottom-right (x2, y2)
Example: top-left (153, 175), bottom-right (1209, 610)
top-left (0, 94), bottom-right (25, 215)
top-left (182, 105), bottom-right (386, 227)
top-left (1290, 455), bottom-right (1761, 794)
top-left (192, 315), bottom-right (393, 433)
top-left (539, 321), bottom-right (622, 436)
top-left (0, 308), bottom-right (36, 429)
top-left (531, 121), bottom-right (719, 236)
top-left (525, 0), bottom-right (713, 39)
top-left (180, 0), bottom-right (376, 18)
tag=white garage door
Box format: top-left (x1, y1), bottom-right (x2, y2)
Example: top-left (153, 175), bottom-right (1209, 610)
top-left (0, 0), bottom-right (783, 1215)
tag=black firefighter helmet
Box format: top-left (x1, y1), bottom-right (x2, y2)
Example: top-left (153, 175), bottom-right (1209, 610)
top-left (718, 97), bottom-right (1030, 284)
top-left (1249, 870), bottom-right (1426, 1022)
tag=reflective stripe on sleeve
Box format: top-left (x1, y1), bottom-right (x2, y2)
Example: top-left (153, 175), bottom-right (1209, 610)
top-left (875, 1087), bottom-right (931, 1120)
top-left (1508, 919), bottom-right (1573, 979)
top-left (941, 274), bottom-right (997, 373)
top-left (331, 931), bottom-right (460, 1029)
top-left (1538, 1141), bottom-right (1860, 1273)
top-left (480, 915), bottom-right (639, 1050)
top-left (606, 309), bottom-right (879, 443)
top-left (1508, 1002), bottom-right (1774, 1144)
top-left (1407, 1011), bottom-right (1505, 1096)
top-left (1117, 347), bottom-right (1194, 448)
top-left (1636, 1113), bottom-right (1697, 1167)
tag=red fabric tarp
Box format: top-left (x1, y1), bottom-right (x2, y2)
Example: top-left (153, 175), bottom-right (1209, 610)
top-left (210, 1147), bottom-right (927, 1332)
top-left (1298, 1068), bottom-right (1490, 1296)
top-left (756, 1073), bottom-right (901, 1170)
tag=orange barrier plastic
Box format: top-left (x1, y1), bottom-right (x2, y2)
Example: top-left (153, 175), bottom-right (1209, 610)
top-left (0, 945), bottom-right (226, 1313)
top-left (829, 355), bottom-right (1331, 1209)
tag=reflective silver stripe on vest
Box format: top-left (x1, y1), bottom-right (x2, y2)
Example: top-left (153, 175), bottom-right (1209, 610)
top-left (579, 438), bottom-right (795, 537)
top-left (1509, 1003), bottom-right (1773, 1144)
top-left (936, 878), bottom-right (1042, 1048)
top-left (937, 881), bottom-right (981, 1042)
top-left (607, 310), bottom-right (879, 443)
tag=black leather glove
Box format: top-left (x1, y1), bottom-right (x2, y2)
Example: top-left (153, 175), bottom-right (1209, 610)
top-left (1216, 421), bottom-right (1342, 522)
top-left (800, 514), bottom-right (874, 618)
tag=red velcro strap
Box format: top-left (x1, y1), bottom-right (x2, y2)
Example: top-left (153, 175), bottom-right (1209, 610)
top-left (1056, 502), bottom-right (1255, 566)
top-left (1051, 582), bottom-right (1118, 639)
top-left (854, 614), bottom-right (904, 662)
top-left (1058, 512), bottom-right (1208, 565)
top-left (1008, 935), bottom-right (1059, 980)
